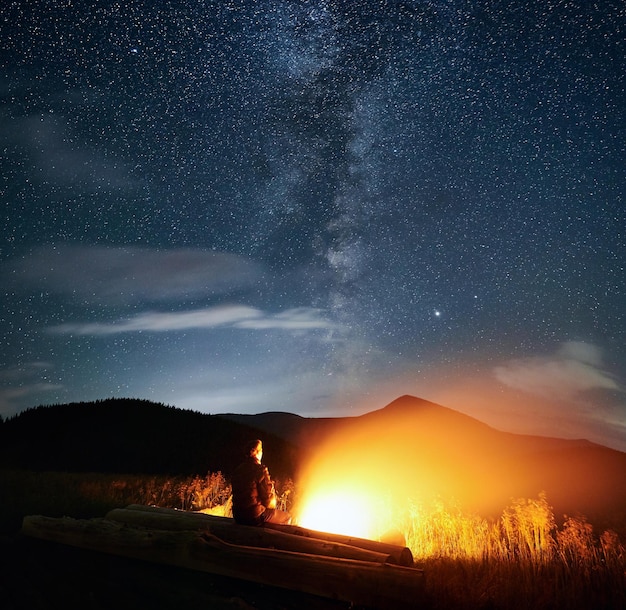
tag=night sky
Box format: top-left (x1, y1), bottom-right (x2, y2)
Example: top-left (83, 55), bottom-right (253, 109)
top-left (2, 1), bottom-right (625, 450)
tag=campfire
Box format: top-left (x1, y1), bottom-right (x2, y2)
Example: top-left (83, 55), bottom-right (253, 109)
top-left (292, 424), bottom-right (415, 541)
top-left (297, 486), bottom-right (380, 538)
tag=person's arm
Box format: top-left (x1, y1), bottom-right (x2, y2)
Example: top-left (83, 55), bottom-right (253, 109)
top-left (258, 465), bottom-right (277, 509)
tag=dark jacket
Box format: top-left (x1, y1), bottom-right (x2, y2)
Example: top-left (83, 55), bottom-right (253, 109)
top-left (231, 457), bottom-right (276, 525)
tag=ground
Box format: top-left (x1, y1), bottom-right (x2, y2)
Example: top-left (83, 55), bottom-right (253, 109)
top-left (0, 532), bottom-right (351, 610)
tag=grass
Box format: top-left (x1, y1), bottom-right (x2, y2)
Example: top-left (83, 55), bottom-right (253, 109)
top-left (390, 493), bottom-right (626, 609)
top-left (2, 469), bottom-right (624, 610)
top-left (0, 468), bottom-right (232, 533)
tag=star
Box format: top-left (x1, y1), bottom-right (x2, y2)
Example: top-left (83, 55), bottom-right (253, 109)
top-left (0, 0), bottom-right (624, 451)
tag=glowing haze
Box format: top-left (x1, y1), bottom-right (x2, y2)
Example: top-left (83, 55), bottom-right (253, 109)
top-left (295, 397), bottom-right (497, 539)
top-left (294, 395), bottom-right (626, 540)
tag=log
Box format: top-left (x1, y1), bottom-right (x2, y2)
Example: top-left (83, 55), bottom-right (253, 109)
top-left (264, 522), bottom-right (415, 567)
top-left (22, 515), bottom-right (426, 609)
top-left (106, 507), bottom-right (394, 564)
top-left (118, 504), bottom-right (414, 566)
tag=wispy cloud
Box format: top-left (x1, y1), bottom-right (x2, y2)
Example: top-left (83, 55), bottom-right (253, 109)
top-left (0, 362), bottom-right (62, 415)
top-left (5, 244), bottom-right (265, 305)
top-left (49, 305), bottom-right (339, 335)
top-left (0, 361), bottom-right (52, 383)
top-left (2, 112), bottom-right (140, 191)
top-left (235, 307), bottom-right (339, 330)
top-left (493, 341), bottom-right (620, 400)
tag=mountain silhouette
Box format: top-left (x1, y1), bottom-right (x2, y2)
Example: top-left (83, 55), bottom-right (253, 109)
top-left (0, 398), bottom-right (297, 479)
top-left (2, 395), bottom-right (625, 534)
top-left (301, 396), bottom-right (626, 526)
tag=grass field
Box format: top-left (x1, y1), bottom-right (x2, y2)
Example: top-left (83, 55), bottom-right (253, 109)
top-left (393, 494), bottom-right (625, 609)
top-left (1, 469), bottom-right (624, 610)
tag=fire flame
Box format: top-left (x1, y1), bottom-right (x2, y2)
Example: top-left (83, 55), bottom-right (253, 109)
top-left (296, 485), bottom-right (380, 539)
top-left (292, 420), bottom-right (409, 540)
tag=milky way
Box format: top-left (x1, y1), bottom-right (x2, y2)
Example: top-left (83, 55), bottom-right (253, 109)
top-left (1, 1), bottom-right (625, 449)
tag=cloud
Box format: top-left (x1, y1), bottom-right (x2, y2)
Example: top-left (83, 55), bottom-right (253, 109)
top-left (49, 305), bottom-right (339, 335)
top-left (0, 362), bottom-right (62, 415)
top-left (493, 341), bottom-right (620, 400)
top-left (5, 244), bottom-right (265, 304)
top-left (0, 361), bottom-right (51, 383)
top-left (3, 112), bottom-right (140, 191)
top-left (235, 307), bottom-right (339, 330)
top-left (162, 363), bottom-right (345, 416)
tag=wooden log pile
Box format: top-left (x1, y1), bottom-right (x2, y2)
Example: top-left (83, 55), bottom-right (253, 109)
top-left (22, 505), bottom-right (427, 609)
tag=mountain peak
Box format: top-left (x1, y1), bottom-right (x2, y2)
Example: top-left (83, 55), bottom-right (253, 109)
top-left (367, 394), bottom-right (493, 430)
top-left (383, 394), bottom-right (444, 410)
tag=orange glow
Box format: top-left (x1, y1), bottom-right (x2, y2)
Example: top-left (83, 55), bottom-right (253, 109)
top-left (292, 395), bottom-right (626, 561)
top-left (297, 486), bottom-right (377, 538)
top-left (293, 400), bottom-right (446, 539)
top-left (293, 396), bottom-right (560, 541)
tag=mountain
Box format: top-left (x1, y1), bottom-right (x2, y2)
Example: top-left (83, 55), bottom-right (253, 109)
top-left (219, 411), bottom-right (341, 451)
top-left (2, 395), bottom-right (625, 534)
top-left (0, 398), bottom-right (297, 479)
top-left (298, 395), bottom-right (626, 532)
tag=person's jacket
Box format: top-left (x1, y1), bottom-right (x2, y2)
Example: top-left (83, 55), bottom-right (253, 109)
top-left (231, 457), bottom-right (276, 524)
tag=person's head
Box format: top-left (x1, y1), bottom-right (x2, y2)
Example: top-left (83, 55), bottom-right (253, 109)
top-left (245, 439), bottom-right (263, 462)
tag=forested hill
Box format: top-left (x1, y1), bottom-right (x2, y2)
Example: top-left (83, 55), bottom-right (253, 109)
top-left (0, 399), bottom-right (297, 478)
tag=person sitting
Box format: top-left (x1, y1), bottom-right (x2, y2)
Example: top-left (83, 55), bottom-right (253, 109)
top-left (231, 439), bottom-right (292, 526)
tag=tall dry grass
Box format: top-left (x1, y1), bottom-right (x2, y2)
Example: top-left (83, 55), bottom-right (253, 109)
top-left (390, 492), bottom-right (626, 610)
top-left (0, 468), bottom-right (295, 531)
top-left (0, 468), bottom-right (232, 533)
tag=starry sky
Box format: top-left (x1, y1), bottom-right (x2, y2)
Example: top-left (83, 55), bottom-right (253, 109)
top-left (2, 1), bottom-right (625, 449)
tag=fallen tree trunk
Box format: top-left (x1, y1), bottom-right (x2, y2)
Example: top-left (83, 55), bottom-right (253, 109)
top-left (106, 507), bottom-right (393, 564)
top-left (22, 515), bottom-right (426, 609)
top-left (117, 504), bottom-right (414, 566)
